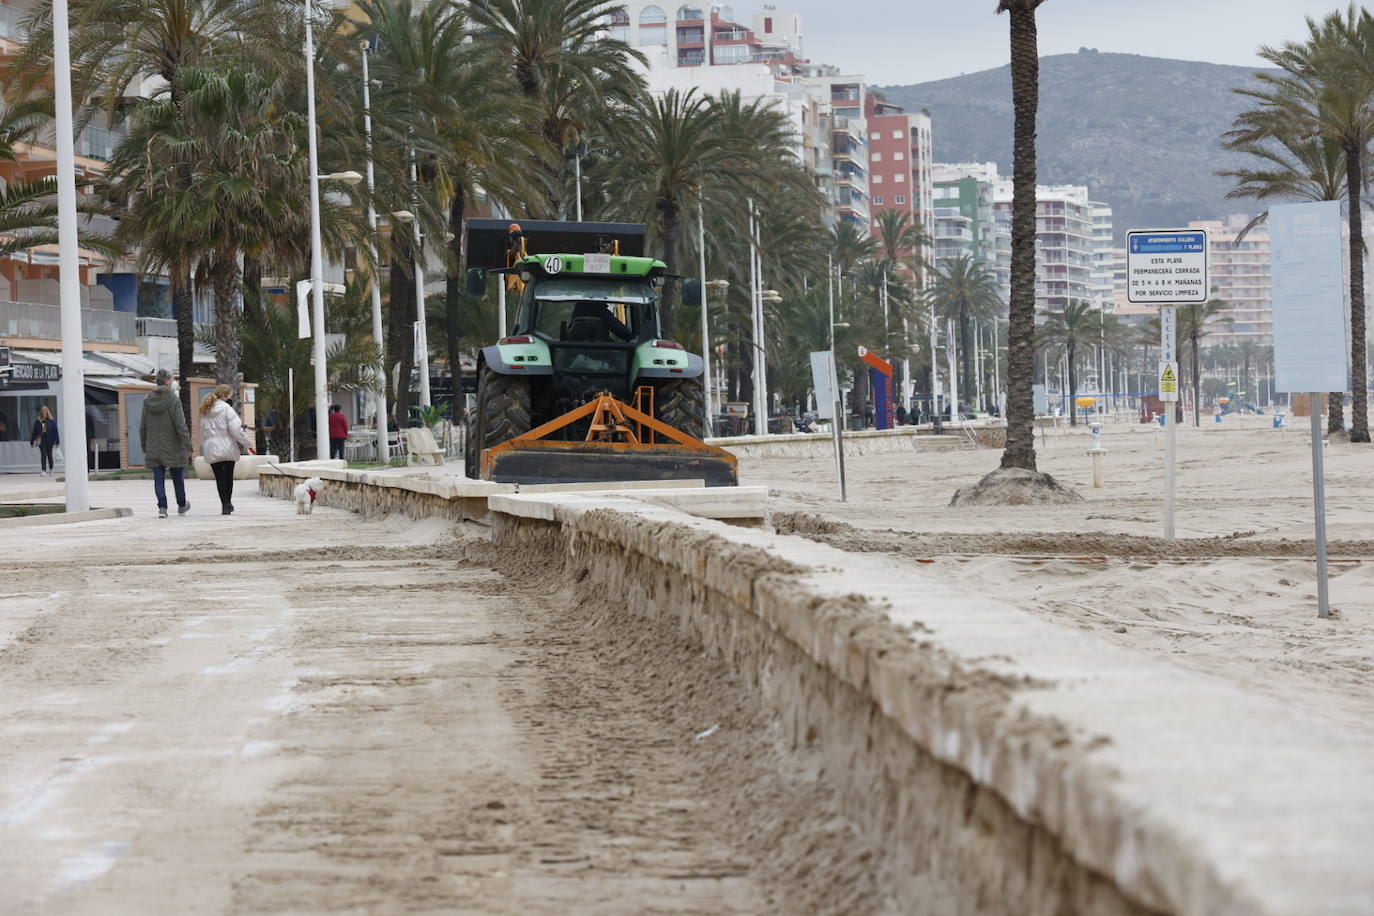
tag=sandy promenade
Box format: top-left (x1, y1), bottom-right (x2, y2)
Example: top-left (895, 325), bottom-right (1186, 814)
top-left (744, 415), bottom-right (1374, 742)
top-left (0, 481), bottom-right (872, 914)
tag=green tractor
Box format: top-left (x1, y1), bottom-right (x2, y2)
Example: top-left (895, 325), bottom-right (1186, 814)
top-left (462, 218), bottom-right (734, 486)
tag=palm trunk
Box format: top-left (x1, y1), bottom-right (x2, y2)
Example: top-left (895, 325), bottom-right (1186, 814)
top-left (241, 253), bottom-right (263, 320)
top-left (658, 200), bottom-right (680, 338)
top-left (172, 262), bottom-right (195, 425)
top-left (1068, 342), bottom-right (1077, 426)
top-left (1347, 144), bottom-right (1369, 441)
top-left (1328, 391), bottom-right (1344, 434)
top-left (1192, 333), bottom-right (1201, 427)
top-left (211, 246), bottom-right (241, 385)
top-left (998, 1), bottom-right (1041, 470)
top-left (959, 309), bottom-right (974, 402)
top-left (389, 240), bottom-right (417, 427)
top-left (445, 186), bottom-right (466, 398)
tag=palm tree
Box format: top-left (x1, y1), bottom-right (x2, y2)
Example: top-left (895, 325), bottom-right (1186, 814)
top-left (468, 0), bottom-right (644, 215)
top-left (872, 208), bottom-right (930, 279)
top-left (109, 66), bottom-right (305, 385)
top-left (1227, 3), bottom-right (1374, 441)
top-left (1037, 300), bottom-right (1097, 426)
top-left (1178, 295), bottom-right (1233, 426)
top-left (925, 255), bottom-right (1002, 400)
top-left (996, 0), bottom-right (1048, 470)
top-left (26, 0), bottom-right (295, 420)
top-left (1235, 338), bottom-right (1263, 409)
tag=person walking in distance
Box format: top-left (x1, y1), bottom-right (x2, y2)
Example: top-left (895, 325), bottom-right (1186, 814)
top-left (199, 384), bottom-right (254, 515)
top-left (29, 405), bottom-right (59, 476)
top-left (327, 404), bottom-right (349, 461)
top-left (141, 369), bottom-right (193, 518)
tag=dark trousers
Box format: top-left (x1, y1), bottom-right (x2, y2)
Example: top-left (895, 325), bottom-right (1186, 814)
top-left (38, 443), bottom-right (55, 472)
top-left (329, 437), bottom-right (346, 460)
top-left (152, 465), bottom-right (187, 510)
top-left (211, 460), bottom-right (236, 510)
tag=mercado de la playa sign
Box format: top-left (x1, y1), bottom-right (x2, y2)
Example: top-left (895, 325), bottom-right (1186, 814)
top-left (1127, 229), bottom-right (1209, 304)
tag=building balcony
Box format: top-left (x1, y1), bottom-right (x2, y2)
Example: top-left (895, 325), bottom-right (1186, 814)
top-left (713, 28), bottom-right (749, 41)
top-left (0, 299), bottom-right (137, 345)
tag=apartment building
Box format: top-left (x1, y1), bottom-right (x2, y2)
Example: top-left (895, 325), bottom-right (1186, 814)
top-left (991, 181), bottom-right (1101, 314)
top-left (864, 93), bottom-right (933, 251)
top-left (1189, 215), bottom-right (1272, 347)
top-left (931, 162), bottom-right (1008, 302)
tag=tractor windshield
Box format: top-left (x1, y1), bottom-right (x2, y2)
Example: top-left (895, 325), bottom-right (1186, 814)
top-left (523, 277), bottom-right (658, 343)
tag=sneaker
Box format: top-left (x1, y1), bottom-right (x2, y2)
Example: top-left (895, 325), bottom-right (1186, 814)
top-left (158, 508), bottom-right (168, 518)
top-left (178, 502), bottom-right (191, 515)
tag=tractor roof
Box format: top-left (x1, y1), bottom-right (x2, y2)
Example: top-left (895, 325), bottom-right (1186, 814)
top-left (519, 253), bottom-right (665, 279)
top-left (464, 217), bottom-right (646, 269)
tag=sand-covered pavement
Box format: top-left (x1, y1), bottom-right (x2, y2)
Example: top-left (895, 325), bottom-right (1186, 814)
top-left (745, 415), bottom-right (1374, 742)
top-left (1, 481), bottom-right (869, 914)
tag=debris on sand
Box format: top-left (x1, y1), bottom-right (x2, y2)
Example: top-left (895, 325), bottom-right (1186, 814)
top-left (948, 467), bottom-right (1083, 507)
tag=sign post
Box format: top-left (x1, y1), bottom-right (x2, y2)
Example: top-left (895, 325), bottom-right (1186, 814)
top-left (1127, 229), bottom-right (1208, 541)
top-left (810, 350), bottom-right (847, 502)
top-left (1269, 201), bottom-right (1347, 619)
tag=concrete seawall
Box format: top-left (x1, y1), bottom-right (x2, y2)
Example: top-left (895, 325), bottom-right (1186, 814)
top-left (259, 466), bottom-right (1374, 914)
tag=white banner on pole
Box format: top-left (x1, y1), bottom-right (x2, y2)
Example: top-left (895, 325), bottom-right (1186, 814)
top-left (810, 350), bottom-right (837, 420)
top-left (296, 279), bottom-right (312, 339)
top-left (1270, 200), bottom-right (1347, 393)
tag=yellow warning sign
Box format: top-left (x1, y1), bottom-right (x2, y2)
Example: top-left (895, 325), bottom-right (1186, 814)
top-left (1159, 360), bottom-right (1179, 402)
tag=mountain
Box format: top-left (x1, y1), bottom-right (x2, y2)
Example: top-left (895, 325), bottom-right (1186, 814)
top-left (878, 49), bottom-right (1273, 241)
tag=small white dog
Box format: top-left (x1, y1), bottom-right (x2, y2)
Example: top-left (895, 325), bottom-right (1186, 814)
top-left (293, 477), bottom-right (323, 515)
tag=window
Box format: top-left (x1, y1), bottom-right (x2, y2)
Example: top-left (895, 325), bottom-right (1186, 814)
top-left (872, 195), bottom-right (884, 205)
top-left (870, 131), bottom-right (881, 140)
top-left (872, 174), bottom-right (882, 184)
top-left (895, 172), bottom-right (905, 183)
top-left (676, 4), bottom-right (703, 18)
top-left (764, 15), bottom-right (772, 30)
top-left (608, 6), bottom-right (630, 41)
top-left (891, 130), bottom-right (902, 139)
top-left (639, 5), bottom-right (667, 45)
top-left (895, 195), bottom-right (906, 204)
top-left (893, 151), bottom-right (904, 161)
top-left (871, 152), bottom-right (882, 162)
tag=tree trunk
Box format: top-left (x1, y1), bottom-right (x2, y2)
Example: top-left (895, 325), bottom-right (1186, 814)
top-left (1192, 333), bottom-right (1201, 427)
top-left (658, 200), bottom-right (680, 338)
top-left (1347, 145), bottom-right (1369, 441)
top-left (211, 246), bottom-right (242, 385)
top-left (959, 308), bottom-right (974, 403)
top-left (241, 253), bottom-right (263, 320)
top-left (1068, 342), bottom-right (1077, 426)
top-left (1328, 391), bottom-right (1344, 434)
top-left (388, 239), bottom-right (417, 427)
top-left (998, 2), bottom-right (1041, 470)
top-left (172, 262), bottom-right (195, 426)
top-left (445, 186), bottom-right (466, 407)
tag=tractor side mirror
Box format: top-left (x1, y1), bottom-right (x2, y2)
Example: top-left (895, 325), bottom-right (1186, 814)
top-left (465, 268), bottom-right (488, 298)
top-left (681, 277), bottom-right (703, 308)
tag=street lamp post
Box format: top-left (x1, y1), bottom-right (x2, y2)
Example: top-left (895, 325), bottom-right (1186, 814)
top-left (361, 40), bottom-right (388, 463)
top-left (51, 0), bottom-right (87, 508)
top-left (303, 0), bottom-right (330, 457)
top-left (697, 199), bottom-right (709, 436)
top-left (408, 147), bottom-right (431, 409)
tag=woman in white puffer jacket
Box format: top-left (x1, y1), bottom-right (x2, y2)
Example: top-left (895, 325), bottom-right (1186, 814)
top-left (199, 384), bottom-right (255, 515)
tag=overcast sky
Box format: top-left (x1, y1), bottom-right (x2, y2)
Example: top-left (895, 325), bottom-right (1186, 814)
top-left (786, 0), bottom-right (1346, 86)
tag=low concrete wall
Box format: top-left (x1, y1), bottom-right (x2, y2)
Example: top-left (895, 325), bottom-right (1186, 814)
top-left (258, 464), bottom-right (502, 522)
top-left (711, 426), bottom-right (971, 460)
top-left (487, 491), bottom-right (1374, 916)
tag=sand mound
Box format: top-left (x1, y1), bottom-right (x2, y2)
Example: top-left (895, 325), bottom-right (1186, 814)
top-left (948, 467), bottom-right (1082, 507)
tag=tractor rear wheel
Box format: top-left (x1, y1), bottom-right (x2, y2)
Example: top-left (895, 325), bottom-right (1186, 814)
top-left (468, 365), bottom-right (530, 478)
top-left (653, 377), bottom-right (706, 438)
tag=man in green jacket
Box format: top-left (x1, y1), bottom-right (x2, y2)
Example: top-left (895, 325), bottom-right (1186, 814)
top-left (140, 369), bottom-right (194, 518)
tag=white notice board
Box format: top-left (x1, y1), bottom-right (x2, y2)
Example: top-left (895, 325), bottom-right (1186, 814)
top-left (1270, 201), bottom-right (1348, 393)
top-left (810, 350), bottom-right (838, 420)
top-left (1126, 229), bottom-right (1209, 304)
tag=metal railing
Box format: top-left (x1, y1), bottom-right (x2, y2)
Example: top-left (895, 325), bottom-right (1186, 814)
top-left (136, 316), bottom-right (178, 338)
top-left (0, 299), bottom-right (137, 344)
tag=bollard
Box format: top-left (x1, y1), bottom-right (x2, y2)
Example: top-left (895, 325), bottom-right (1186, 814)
top-left (1087, 422), bottom-right (1106, 488)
